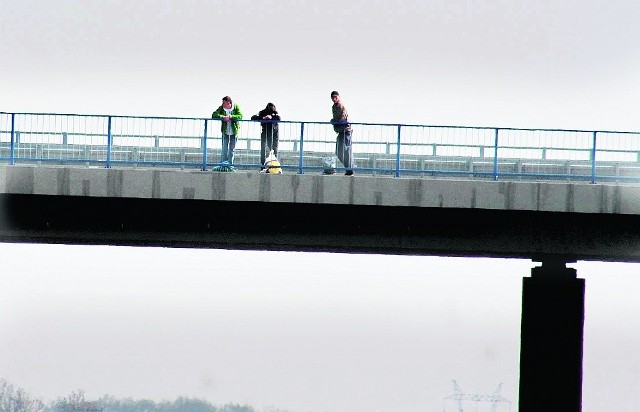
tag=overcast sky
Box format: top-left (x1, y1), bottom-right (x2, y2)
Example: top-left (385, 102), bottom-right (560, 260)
top-left (1, 1), bottom-right (640, 411)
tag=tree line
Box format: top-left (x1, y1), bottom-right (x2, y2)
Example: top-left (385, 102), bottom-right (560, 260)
top-left (0, 378), bottom-right (289, 412)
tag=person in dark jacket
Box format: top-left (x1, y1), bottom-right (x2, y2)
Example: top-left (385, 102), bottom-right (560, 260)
top-left (251, 102), bottom-right (281, 170)
top-left (330, 91), bottom-right (354, 175)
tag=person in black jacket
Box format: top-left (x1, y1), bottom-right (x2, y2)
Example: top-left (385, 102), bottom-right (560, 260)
top-left (251, 102), bottom-right (281, 170)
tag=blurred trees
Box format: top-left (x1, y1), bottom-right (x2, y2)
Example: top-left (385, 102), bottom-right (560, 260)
top-left (0, 378), bottom-right (280, 412)
top-left (50, 389), bottom-right (102, 411)
top-left (0, 378), bottom-right (46, 412)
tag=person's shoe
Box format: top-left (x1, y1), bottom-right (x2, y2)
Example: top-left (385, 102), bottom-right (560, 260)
top-left (345, 170), bottom-right (354, 176)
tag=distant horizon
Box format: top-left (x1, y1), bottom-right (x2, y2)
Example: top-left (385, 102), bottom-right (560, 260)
top-left (1, 374), bottom-right (515, 412)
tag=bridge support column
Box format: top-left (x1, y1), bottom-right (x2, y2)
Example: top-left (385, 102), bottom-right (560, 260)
top-left (518, 259), bottom-right (584, 412)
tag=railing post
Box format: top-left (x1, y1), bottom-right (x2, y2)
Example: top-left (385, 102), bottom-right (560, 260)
top-left (9, 113), bottom-right (15, 165)
top-left (202, 119), bottom-right (208, 171)
top-left (493, 128), bottom-right (499, 181)
top-left (591, 131), bottom-right (597, 184)
top-left (106, 116), bottom-right (112, 169)
top-left (395, 124), bottom-right (402, 177)
top-left (298, 122), bottom-right (305, 174)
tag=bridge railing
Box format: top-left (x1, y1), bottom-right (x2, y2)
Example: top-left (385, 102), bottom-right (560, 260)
top-left (2, 112), bottom-right (640, 183)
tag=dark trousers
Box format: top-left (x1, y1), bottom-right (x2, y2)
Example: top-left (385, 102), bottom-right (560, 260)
top-left (336, 129), bottom-right (353, 171)
top-left (221, 134), bottom-right (237, 164)
top-left (260, 129), bottom-right (279, 165)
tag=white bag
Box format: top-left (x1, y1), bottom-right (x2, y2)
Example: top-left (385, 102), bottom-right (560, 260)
top-left (322, 156), bottom-right (337, 175)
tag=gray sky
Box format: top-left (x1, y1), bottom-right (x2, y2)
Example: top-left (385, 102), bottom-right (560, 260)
top-left (1, 1), bottom-right (640, 411)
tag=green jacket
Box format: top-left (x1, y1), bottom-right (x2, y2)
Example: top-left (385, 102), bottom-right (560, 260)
top-left (212, 103), bottom-right (243, 135)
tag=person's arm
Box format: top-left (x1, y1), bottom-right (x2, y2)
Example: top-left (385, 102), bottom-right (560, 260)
top-left (271, 112), bottom-right (281, 121)
top-left (211, 106), bottom-right (224, 119)
top-left (230, 104), bottom-right (243, 121)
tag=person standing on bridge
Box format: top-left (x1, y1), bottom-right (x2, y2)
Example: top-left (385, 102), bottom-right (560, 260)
top-left (330, 91), bottom-right (354, 175)
top-left (251, 102), bottom-right (281, 171)
top-left (212, 96), bottom-right (243, 165)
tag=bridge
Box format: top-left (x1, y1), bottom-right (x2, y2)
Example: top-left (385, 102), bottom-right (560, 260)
top-left (3, 112), bottom-right (640, 412)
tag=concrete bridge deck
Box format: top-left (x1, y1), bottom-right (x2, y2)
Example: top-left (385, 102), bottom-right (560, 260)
top-left (2, 164), bottom-right (640, 262)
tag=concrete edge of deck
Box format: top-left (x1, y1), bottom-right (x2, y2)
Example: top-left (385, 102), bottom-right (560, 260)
top-left (2, 164), bottom-right (640, 215)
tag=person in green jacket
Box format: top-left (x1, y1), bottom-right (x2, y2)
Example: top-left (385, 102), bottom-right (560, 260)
top-left (212, 96), bottom-right (243, 164)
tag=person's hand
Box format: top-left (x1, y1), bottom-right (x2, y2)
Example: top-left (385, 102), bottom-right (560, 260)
top-left (223, 116), bottom-right (230, 122)
top-left (263, 115), bottom-right (272, 120)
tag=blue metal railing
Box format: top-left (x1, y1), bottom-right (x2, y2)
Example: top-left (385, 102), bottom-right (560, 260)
top-left (2, 111), bottom-right (640, 183)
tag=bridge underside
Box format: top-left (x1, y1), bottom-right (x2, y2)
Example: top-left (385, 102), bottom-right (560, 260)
top-left (1, 193), bottom-right (640, 262)
top-left (3, 192), bottom-right (636, 412)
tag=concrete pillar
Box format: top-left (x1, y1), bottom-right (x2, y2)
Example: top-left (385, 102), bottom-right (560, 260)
top-left (518, 259), bottom-right (585, 412)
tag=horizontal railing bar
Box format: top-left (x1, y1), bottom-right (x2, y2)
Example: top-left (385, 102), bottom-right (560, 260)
top-left (4, 111), bottom-right (640, 135)
top-left (6, 138), bottom-right (638, 156)
top-left (3, 144), bottom-right (640, 159)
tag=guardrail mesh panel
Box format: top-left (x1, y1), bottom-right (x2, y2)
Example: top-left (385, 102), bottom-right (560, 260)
top-left (0, 113), bottom-right (12, 160)
top-left (497, 129), bottom-right (593, 178)
top-left (112, 117), bottom-right (204, 165)
top-left (596, 132), bottom-right (640, 162)
top-left (10, 114), bottom-right (110, 164)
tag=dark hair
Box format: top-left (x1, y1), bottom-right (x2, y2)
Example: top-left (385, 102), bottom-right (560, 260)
top-left (330, 91), bottom-right (339, 97)
top-left (222, 96), bottom-right (232, 104)
top-left (265, 102), bottom-right (277, 113)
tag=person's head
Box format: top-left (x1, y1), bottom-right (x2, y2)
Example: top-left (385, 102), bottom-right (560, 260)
top-left (222, 96), bottom-right (233, 109)
top-left (265, 102), bottom-right (277, 113)
top-left (330, 91), bottom-right (340, 103)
